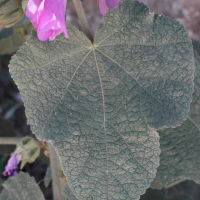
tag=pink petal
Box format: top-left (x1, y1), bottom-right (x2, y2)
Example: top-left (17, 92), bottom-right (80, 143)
top-left (49, 29), bottom-right (62, 41)
top-left (26, 0), bottom-right (68, 41)
top-left (50, 0), bottom-right (68, 38)
top-left (99, 0), bottom-right (109, 15)
top-left (37, 6), bottom-right (54, 31)
top-left (105, 0), bottom-right (120, 9)
top-left (37, 29), bottom-right (53, 41)
top-left (25, 0), bottom-right (44, 27)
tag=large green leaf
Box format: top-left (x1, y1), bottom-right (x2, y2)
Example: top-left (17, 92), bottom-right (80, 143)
top-left (0, 172), bottom-right (45, 200)
top-left (151, 52), bottom-right (200, 189)
top-left (9, 0), bottom-right (194, 199)
top-left (62, 183), bottom-right (78, 200)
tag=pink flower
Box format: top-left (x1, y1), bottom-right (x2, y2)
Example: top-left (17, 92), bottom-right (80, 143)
top-left (99, 0), bottom-right (120, 15)
top-left (25, 0), bottom-right (68, 41)
top-left (3, 153), bottom-right (20, 177)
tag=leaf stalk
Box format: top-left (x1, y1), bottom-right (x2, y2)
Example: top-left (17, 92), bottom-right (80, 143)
top-left (72, 0), bottom-right (93, 43)
top-left (49, 143), bottom-right (63, 200)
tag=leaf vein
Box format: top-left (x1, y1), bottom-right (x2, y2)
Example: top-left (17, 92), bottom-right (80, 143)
top-left (41, 50), bottom-right (92, 138)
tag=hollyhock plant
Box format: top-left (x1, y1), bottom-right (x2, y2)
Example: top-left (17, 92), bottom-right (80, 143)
top-left (3, 153), bottom-right (21, 177)
top-left (25, 0), bottom-right (68, 41)
top-left (99, 0), bottom-right (120, 15)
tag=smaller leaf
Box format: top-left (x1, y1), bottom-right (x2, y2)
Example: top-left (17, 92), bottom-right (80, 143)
top-left (139, 188), bottom-right (193, 200)
top-left (0, 27), bottom-right (14, 40)
top-left (151, 50), bottom-right (200, 188)
top-left (62, 183), bottom-right (78, 200)
top-left (44, 166), bottom-right (51, 188)
top-left (0, 26), bottom-right (25, 55)
top-left (0, 20), bottom-right (33, 55)
top-left (192, 39), bottom-right (200, 56)
top-left (0, 172), bottom-right (45, 200)
top-left (166, 194), bottom-right (193, 200)
top-left (0, 0), bottom-right (24, 27)
top-left (15, 136), bottom-right (40, 168)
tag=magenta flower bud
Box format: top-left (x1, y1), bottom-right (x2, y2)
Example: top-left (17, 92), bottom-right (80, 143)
top-left (99, 0), bottom-right (120, 15)
top-left (25, 0), bottom-right (68, 41)
top-left (3, 153), bottom-right (20, 177)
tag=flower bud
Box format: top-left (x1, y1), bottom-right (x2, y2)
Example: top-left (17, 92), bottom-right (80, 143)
top-left (15, 136), bottom-right (40, 169)
top-left (0, 0), bottom-right (24, 28)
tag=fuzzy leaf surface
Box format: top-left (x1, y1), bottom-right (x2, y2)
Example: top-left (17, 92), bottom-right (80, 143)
top-left (9, 0), bottom-right (194, 199)
top-left (151, 52), bottom-right (200, 189)
top-left (63, 183), bottom-right (78, 200)
top-left (0, 172), bottom-right (45, 200)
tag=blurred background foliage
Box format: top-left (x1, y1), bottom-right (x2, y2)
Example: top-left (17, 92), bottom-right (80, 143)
top-left (0, 0), bottom-right (200, 199)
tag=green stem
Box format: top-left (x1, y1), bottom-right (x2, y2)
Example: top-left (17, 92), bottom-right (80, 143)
top-left (0, 137), bottom-right (22, 145)
top-left (49, 143), bottom-right (63, 200)
top-left (72, 0), bottom-right (93, 43)
top-left (165, 178), bottom-right (187, 189)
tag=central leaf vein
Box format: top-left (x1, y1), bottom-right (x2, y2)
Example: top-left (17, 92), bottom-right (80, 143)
top-left (93, 47), bottom-right (109, 199)
top-left (13, 48), bottom-right (89, 72)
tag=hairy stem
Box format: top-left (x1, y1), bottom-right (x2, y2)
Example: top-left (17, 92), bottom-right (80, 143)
top-left (0, 137), bottom-right (22, 144)
top-left (72, 0), bottom-right (93, 42)
top-left (49, 143), bottom-right (63, 200)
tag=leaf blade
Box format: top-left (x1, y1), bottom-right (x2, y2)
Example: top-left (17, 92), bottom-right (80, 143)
top-left (9, 1), bottom-right (194, 199)
top-left (0, 172), bottom-right (45, 200)
top-left (151, 52), bottom-right (200, 189)
top-left (95, 0), bottom-right (194, 129)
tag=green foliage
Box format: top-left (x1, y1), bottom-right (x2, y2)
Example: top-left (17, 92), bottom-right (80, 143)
top-left (165, 195), bottom-right (193, 200)
top-left (8, 0), bottom-right (194, 199)
top-left (0, 20), bottom-right (33, 55)
top-left (15, 136), bottom-right (40, 169)
top-left (151, 52), bottom-right (200, 189)
top-left (62, 183), bottom-right (78, 200)
top-left (0, 172), bottom-right (45, 200)
top-left (0, 27), bottom-right (13, 40)
top-left (139, 188), bottom-right (193, 200)
top-left (192, 39), bottom-right (200, 55)
top-left (0, 0), bottom-right (24, 28)
top-left (0, 25), bottom-right (25, 55)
